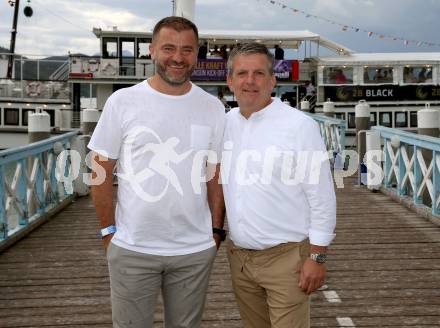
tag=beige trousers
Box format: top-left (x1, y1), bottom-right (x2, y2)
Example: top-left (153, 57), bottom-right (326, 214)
top-left (107, 243), bottom-right (216, 328)
top-left (227, 240), bottom-right (310, 328)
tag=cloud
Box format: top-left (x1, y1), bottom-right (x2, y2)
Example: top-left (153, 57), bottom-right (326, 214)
top-left (1, 0), bottom-right (439, 55)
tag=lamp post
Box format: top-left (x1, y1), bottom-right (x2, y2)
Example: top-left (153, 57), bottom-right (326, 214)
top-left (7, 0), bottom-right (20, 79)
top-left (7, 0), bottom-right (32, 79)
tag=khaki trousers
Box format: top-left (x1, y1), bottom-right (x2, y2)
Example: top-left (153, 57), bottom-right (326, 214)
top-left (107, 243), bottom-right (217, 328)
top-left (227, 240), bottom-right (310, 328)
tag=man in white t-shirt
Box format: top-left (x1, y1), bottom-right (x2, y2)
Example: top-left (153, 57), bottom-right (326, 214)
top-left (88, 16), bottom-right (226, 328)
top-left (223, 43), bottom-right (336, 328)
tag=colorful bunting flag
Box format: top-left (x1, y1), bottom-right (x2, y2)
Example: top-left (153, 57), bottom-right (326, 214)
top-left (261, 0), bottom-right (440, 48)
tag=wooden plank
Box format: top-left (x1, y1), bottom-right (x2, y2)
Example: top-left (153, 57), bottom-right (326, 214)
top-left (0, 177), bottom-right (440, 327)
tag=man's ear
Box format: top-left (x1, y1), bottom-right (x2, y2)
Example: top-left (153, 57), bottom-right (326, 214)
top-left (227, 75), bottom-right (234, 92)
top-left (271, 74), bottom-right (276, 89)
top-left (149, 43), bottom-right (156, 60)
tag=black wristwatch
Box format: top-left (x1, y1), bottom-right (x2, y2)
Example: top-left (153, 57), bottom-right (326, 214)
top-left (213, 228), bottom-right (227, 241)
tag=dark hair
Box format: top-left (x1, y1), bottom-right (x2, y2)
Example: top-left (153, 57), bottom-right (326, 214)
top-left (152, 16), bottom-right (199, 43)
top-left (227, 42), bottom-right (274, 76)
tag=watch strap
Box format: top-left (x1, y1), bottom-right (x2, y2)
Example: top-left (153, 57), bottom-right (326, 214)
top-left (100, 225), bottom-right (116, 238)
top-left (213, 228), bottom-right (226, 241)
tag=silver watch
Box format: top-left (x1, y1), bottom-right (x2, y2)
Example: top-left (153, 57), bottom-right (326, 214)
top-left (310, 253), bottom-right (327, 264)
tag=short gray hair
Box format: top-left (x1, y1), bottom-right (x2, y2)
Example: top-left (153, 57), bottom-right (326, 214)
top-left (227, 43), bottom-right (275, 76)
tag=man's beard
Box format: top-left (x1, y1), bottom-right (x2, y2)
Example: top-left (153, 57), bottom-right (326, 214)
top-left (155, 60), bottom-right (195, 86)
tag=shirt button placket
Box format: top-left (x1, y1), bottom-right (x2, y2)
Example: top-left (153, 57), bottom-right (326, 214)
top-left (236, 120), bottom-right (251, 228)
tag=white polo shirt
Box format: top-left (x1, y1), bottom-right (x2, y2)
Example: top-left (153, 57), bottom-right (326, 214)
top-left (88, 80), bottom-right (225, 256)
top-left (222, 98), bottom-right (336, 250)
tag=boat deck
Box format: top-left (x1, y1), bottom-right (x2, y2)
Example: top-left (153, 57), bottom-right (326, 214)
top-left (1, 179), bottom-right (440, 327)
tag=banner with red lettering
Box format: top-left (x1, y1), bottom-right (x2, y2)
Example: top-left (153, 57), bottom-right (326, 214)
top-left (192, 59), bottom-right (227, 81)
top-left (191, 59), bottom-right (299, 81)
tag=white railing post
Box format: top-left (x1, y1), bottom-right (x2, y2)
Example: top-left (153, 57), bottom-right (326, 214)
top-left (365, 131), bottom-right (382, 191)
top-left (71, 135), bottom-right (90, 196)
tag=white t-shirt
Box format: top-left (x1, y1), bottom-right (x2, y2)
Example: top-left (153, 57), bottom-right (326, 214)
top-left (222, 98), bottom-right (336, 250)
top-left (88, 80), bottom-right (225, 256)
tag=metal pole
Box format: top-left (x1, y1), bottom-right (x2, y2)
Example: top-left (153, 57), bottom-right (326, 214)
top-left (7, 0), bottom-right (20, 79)
top-left (20, 55), bottom-right (23, 98)
top-left (296, 85), bottom-right (299, 109)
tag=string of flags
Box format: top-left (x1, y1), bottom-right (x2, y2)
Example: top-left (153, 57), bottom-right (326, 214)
top-left (264, 0), bottom-right (440, 48)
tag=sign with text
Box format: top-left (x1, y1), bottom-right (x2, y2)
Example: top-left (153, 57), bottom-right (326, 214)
top-left (192, 59), bottom-right (227, 81)
top-left (324, 85), bottom-right (440, 102)
top-left (191, 59), bottom-right (299, 81)
top-left (274, 60), bottom-right (299, 81)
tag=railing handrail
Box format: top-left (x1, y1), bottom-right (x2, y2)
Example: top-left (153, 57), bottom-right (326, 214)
top-left (307, 113), bottom-right (346, 154)
top-left (372, 126), bottom-right (440, 151)
top-left (307, 113), bottom-right (345, 127)
top-left (0, 131), bottom-right (79, 164)
top-left (0, 52), bottom-right (68, 60)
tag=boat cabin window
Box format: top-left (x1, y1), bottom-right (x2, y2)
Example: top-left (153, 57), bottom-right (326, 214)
top-left (4, 108), bottom-right (19, 125)
top-left (403, 66), bottom-right (432, 84)
top-left (379, 112), bottom-right (392, 127)
top-left (364, 67), bottom-right (393, 84)
top-left (102, 38), bottom-right (118, 58)
top-left (394, 112), bottom-right (408, 128)
top-left (120, 38), bottom-right (136, 76)
top-left (334, 113), bottom-right (345, 121)
top-left (22, 109), bottom-right (35, 126)
top-left (137, 38), bottom-right (151, 59)
top-left (347, 112), bottom-right (356, 129)
top-left (323, 66), bottom-right (353, 85)
top-left (409, 111), bottom-right (418, 127)
top-left (370, 112), bottom-right (377, 126)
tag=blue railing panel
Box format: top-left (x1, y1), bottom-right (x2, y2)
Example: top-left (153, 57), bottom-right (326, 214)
top-left (371, 126), bottom-right (440, 216)
top-left (308, 113), bottom-right (346, 154)
top-left (0, 131), bottom-right (80, 246)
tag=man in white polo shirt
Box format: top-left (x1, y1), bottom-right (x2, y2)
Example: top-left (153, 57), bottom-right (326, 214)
top-left (88, 17), bottom-right (226, 328)
top-left (222, 43), bottom-right (336, 328)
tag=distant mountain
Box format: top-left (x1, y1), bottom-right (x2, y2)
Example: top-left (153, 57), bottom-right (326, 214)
top-left (43, 55), bottom-right (68, 61)
top-left (69, 53), bottom-right (90, 58)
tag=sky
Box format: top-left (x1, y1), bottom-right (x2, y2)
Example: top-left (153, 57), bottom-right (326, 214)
top-left (0, 0), bottom-right (440, 57)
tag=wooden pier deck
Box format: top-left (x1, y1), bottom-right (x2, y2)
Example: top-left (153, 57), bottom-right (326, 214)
top-left (1, 180), bottom-right (440, 327)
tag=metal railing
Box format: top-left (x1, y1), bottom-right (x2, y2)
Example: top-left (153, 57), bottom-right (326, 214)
top-left (49, 61), bottom-right (70, 81)
top-left (69, 56), bottom-right (155, 79)
top-left (0, 131), bottom-right (80, 249)
top-left (0, 53), bottom-right (69, 81)
top-left (308, 113), bottom-right (346, 155)
top-left (0, 53), bottom-right (71, 101)
top-left (370, 126), bottom-right (440, 216)
top-left (0, 79), bottom-right (71, 100)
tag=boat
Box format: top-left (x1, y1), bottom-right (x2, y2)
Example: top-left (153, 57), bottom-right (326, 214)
top-left (67, 0), bottom-right (440, 143)
top-left (314, 52), bottom-right (440, 141)
top-left (3, 0), bottom-right (440, 151)
top-left (0, 52), bottom-right (73, 149)
top-left (67, 27), bottom-right (350, 113)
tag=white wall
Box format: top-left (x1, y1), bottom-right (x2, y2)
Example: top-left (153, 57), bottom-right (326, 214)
top-left (96, 84), bottom-right (113, 110)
